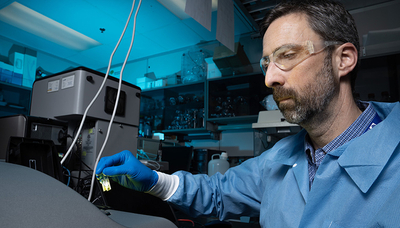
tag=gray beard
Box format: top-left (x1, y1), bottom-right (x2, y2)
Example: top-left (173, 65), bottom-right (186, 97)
top-left (274, 56), bottom-right (337, 125)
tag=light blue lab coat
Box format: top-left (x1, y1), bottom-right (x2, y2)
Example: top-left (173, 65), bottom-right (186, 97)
top-left (168, 102), bottom-right (400, 228)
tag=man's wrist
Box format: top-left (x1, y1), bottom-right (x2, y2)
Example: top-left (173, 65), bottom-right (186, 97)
top-left (146, 171), bottom-right (179, 201)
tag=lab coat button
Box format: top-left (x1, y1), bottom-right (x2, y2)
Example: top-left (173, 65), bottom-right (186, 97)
top-left (293, 163), bottom-right (297, 168)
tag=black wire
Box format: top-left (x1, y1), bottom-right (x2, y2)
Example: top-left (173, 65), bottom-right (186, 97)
top-left (62, 124), bottom-right (103, 203)
top-left (77, 154), bottom-right (93, 171)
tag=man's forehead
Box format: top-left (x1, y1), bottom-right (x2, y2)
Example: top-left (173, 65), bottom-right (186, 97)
top-left (262, 13), bottom-right (316, 55)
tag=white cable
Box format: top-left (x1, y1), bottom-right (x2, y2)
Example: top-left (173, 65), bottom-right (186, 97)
top-left (88, 0), bottom-right (143, 201)
top-left (144, 160), bottom-right (161, 171)
top-left (60, 0), bottom-right (136, 166)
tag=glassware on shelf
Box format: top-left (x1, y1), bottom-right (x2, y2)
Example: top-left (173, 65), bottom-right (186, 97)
top-left (169, 97), bottom-right (176, 106)
top-left (140, 81), bottom-right (205, 132)
top-left (166, 108), bottom-right (205, 130)
top-left (144, 120), bottom-right (152, 138)
top-left (181, 50), bottom-right (207, 84)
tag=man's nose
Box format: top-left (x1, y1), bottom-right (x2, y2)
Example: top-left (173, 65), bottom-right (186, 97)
top-left (264, 63), bottom-right (285, 88)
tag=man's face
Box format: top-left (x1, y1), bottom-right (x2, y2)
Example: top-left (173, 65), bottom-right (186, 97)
top-left (262, 13), bottom-right (338, 125)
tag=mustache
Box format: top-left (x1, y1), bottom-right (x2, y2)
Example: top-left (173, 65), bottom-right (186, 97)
top-left (273, 87), bottom-right (297, 102)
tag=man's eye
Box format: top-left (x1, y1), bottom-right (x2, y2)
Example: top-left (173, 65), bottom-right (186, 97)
top-left (278, 52), bottom-right (297, 60)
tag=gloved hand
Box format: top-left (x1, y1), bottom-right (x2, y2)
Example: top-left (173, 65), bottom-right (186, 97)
top-left (95, 150), bottom-right (158, 192)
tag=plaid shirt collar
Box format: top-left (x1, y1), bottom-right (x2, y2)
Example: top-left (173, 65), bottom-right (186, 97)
top-left (305, 101), bottom-right (376, 166)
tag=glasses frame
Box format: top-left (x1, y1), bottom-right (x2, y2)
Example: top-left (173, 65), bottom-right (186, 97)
top-left (260, 40), bottom-right (342, 74)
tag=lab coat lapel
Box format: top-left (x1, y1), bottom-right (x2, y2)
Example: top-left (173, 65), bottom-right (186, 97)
top-left (292, 154), bottom-right (309, 202)
top-left (266, 130), bottom-right (309, 202)
top-left (337, 103), bottom-right (400, 193)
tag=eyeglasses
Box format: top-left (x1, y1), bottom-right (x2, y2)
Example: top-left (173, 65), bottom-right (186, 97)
top-left (260, 40), bottom-right (341, 74)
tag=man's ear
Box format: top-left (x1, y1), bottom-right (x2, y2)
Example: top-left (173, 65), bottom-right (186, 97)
top-left (334, 43), bottom-right (358, 78)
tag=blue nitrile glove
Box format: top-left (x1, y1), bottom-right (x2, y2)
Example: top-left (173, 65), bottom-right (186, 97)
top-left (95, 150), bottom-right (158, 192)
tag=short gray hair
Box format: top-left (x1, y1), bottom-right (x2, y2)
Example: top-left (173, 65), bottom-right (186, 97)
top-left (260, 0), bottom-right (360, 91)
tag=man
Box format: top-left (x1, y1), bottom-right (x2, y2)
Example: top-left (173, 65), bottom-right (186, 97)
top-left (96, 0), bottom-right (400, 227)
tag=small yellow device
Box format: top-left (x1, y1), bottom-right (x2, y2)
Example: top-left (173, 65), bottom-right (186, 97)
top-left (97, 174), bottom-right (111, 192)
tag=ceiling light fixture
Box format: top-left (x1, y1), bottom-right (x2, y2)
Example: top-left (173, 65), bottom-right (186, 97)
top-left (0, 2), bottom-right (101, 51)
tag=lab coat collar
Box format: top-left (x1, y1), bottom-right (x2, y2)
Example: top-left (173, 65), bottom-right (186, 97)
top-left (335, 102), bottom-right (400, 193)
top-left (265, 102), bottom-right (400, 196)
top-left (265, 129), bottom-right (307, 166)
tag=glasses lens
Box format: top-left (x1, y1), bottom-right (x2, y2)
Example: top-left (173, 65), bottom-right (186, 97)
top-left (261, 41), bottom-right (326, 73)
top-left (261, 41), bottom-right (340, 73)
top-left (274, 45), bottom-right (310, 70)
top-left (260, 56), bottom-right (269, 75)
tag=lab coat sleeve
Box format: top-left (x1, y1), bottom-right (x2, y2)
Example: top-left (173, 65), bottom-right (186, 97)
top-left (167, 156), bottom-right (264, 220)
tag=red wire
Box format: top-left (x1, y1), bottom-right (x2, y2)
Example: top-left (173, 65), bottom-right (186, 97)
top-left (177, 219), bottom-right (195, 227)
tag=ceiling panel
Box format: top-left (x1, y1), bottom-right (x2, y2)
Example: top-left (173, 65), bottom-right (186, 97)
top-left (234, 0), bottom-right (398, 33)
top-left (0, 0), bottom-right (255, 70)
top-left (142, 21), bottom-right (204, 51)
top-left (125, 34), bottom-right (167, 60)
top-left (133, 0), bottom-right (182, 34)
top-left (183, 15), bottom-right (217, 42)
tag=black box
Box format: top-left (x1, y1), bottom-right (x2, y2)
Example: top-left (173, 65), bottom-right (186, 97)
top-left (0, 115), bottom-right (68, 160)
